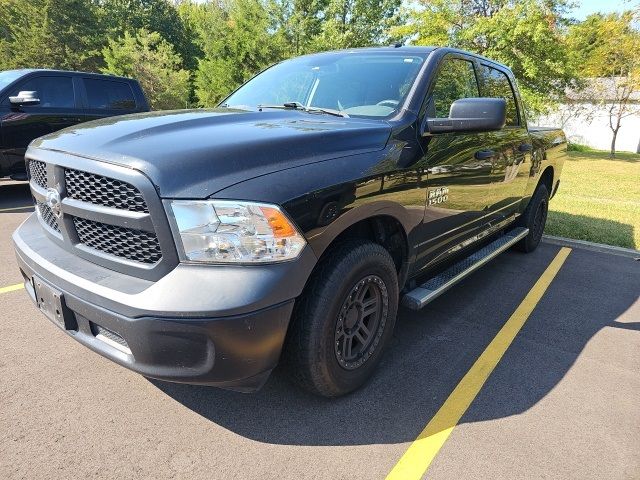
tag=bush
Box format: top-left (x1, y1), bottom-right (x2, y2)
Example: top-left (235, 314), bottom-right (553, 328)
top-left (567, 143), bottom-right (596, 152)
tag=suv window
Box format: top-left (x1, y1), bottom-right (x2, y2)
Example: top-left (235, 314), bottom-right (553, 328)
top-left (480, 65), bottom-right (519, 126)
top-left (5, 76), bottom-right (75, 108)
top-left (84, 79), bottom-right (136, 110)
top-left (431, 57), bottom-right (479, 118)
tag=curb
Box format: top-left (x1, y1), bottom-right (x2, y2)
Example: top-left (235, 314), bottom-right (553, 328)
top-left (542, 235), bottom-right (640, 259)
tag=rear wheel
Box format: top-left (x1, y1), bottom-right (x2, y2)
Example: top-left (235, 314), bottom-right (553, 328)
top-left (284, 240), bottom-right (399, 397)
top-left (514, 183), bottom-right (549, 253)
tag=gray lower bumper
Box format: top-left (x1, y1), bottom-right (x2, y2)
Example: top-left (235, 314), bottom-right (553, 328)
top-left (13, 214), bottom-right (317, 390)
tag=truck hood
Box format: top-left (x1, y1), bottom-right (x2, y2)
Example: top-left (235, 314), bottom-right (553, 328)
top-left (30, 108), bottom-right (391, 198)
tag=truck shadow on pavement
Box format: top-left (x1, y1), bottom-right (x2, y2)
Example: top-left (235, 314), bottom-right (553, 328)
top-left (152, 244), bottom-right (639, 446)
top-left (0, 182), bottom-right (33, 213)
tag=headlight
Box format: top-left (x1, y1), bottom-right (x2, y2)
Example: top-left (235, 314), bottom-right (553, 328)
top-left (167, 200), bottom-right (306, 263)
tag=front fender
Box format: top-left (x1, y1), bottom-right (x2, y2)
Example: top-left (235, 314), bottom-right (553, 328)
top-left (212, 148), bottom-right (424, 268)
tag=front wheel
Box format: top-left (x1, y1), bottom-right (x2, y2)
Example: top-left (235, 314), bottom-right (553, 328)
top-left (514, 183), bottom-right (549, 253)
top-left (284, 240), bottom-right (399, 397)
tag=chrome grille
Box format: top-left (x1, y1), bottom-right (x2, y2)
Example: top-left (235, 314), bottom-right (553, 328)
top-left (27, 154), bottom-right (174, 279)
top-left (29, 160), bottom-right (47, 188)
top-left (65, 169), bottom-right (149, 213)
top-left (36, 201), bottom-right (60, 232)
top-left (73, 217), bottom-right (162, 264)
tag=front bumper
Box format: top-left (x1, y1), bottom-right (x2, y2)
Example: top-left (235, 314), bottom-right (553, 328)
top-left (13, 214), bottom-right (317, 391)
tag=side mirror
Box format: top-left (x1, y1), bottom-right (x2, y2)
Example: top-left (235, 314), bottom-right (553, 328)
top-left (9, 91), bottom-right (40, 107)
top-left (423, 98), bottom-right (506, 135)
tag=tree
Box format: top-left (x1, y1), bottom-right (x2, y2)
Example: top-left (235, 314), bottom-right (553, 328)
top-left (267, 0), bottom-right (329, 56)
top-left (194, 0), bottom-right (286, 107)
top-left (567, 12), bottom-right (640, 157)
top-left (393, 0), bottom-right (577, 116)
top-left (313, 0), bottom-right (401, 50)
top-left (0, 0), bottom-right (103, 71)
top-left (98, 0), bottom-right (198, 70)
top-left (102, 29), bottom-right (191, 109)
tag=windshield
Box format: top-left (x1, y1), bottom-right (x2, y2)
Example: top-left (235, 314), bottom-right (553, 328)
top-left (0, 70), bottom-right (27, 91)
top-left (223, 53), bottom-right (425, 118)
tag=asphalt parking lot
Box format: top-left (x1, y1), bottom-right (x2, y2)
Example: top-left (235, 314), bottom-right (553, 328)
top-left (1, 179), bottom-right (639, 480)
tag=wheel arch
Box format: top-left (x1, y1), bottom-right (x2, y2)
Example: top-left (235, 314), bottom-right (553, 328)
top-left (304, 202), bottom-right (413, 289)
top-left (539, 166), bottom-right (554, 195)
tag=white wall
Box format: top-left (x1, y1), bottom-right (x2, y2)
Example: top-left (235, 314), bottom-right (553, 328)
top-left (538, 103), bottom-right (640, 153)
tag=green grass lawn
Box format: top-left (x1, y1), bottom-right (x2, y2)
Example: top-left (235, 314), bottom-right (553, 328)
top-left (546, 150), bottom-right (640, 250)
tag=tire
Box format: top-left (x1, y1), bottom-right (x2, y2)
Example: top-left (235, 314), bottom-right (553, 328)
top-left (284, 240), bottom-right (399, 397)
top-left (514, 183), bottom-right (549, 253)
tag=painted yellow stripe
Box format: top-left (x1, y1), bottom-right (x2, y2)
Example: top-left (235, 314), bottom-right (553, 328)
top-left (386, 247), bottom-right (572, 480)
top-left (0, 283), bottom-right (24, 294)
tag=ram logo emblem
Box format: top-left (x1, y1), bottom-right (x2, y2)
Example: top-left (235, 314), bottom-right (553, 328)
top-left (45, 188), bottom-right (62, 218)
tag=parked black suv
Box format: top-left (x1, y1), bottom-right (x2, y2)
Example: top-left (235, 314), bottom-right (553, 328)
top-left (13, 47), bottom-right (565, 397)
top-left (0, 69), bottom-right (148, 180)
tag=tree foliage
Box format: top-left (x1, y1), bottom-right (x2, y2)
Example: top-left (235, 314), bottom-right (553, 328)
top-left (0, 0), bottom-right (637, 121)
top-left (301, 0), bottom-right (401, 51)
top-left (191, 0), bottom-right (287, 107)
top-left (0, 0), bottom-right (103, 71)
top-left (393, 0), bottom-right (577, 116)
top-left (102, 29), bottom-right (191, 109)
top-left (98, 0), bottom-right (198, 70)
top-left (268, 0), bottom-right (329, 56)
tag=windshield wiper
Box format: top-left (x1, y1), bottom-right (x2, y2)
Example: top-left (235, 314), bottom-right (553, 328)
top-left (257, 101), bottom-right (349, 118)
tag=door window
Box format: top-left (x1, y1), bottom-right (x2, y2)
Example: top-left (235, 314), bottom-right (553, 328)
top-left (430, 57), bottom-right (480, 118)
top-left (5, 76), bottom-right (75, 108)
top-left (84, 79), bottom-right (136, 110)
top-left (480, 66), bottom-right (520, 126)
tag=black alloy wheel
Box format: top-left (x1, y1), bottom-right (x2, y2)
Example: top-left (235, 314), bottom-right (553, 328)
top-left (334, 274), bottom-right (389, 370)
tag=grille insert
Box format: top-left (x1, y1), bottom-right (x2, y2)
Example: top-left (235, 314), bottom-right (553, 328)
top-left (65, 169), bottom-right (149, 213)
top-left (29, 160), bottom-right (47, 188)
top-left (73, 217), bottom-right (162, 264)
top-left (92, 323), bottom-right (131, 354)
top-left (36, 201), bottom-right (60, 232)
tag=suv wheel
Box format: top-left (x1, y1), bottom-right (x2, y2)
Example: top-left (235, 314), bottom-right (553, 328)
top-left (515, 183), bottom-right (549, 253)
top-left (285, 240), bottom-right (399, 397)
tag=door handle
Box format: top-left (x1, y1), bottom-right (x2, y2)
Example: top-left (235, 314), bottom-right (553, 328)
top-left (474, 149), bottom-right (495, 160)
top-left (518, 143), bottom-right (533, 152)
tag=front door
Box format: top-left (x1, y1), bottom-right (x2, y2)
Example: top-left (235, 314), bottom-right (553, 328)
top-left (478, 64), bottom-right (531, 221)
top-left (415, 54), bottom-right (495, 271)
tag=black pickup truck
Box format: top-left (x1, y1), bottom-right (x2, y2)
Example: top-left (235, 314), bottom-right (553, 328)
top-left (13, 47), bottom-right (565, 397)
top-left (0, 69), bottom-right (149, 180)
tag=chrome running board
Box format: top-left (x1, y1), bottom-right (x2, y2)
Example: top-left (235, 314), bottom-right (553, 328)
top-left (402, 227), bottom-right (529, 311)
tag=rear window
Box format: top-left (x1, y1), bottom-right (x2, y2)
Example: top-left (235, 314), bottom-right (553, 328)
top-left (84, 79), bottom-right (136, 110)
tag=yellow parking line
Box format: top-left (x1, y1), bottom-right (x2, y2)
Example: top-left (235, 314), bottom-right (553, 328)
top-left (386, 247), bottom-right (572, 480)
top-left (0, 283), bottom-right (24, 295)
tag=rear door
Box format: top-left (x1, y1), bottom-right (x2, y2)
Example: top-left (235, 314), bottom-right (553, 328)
top-left (0, 74), bottom-right (80, 174)
top-left (79, 77), bottom-right (141, 123)
top-left (415, 53), bottom-right (495, 270)
top-left (478, 64), bottom-right (531, 221)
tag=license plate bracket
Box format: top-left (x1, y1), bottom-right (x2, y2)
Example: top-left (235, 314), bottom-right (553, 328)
top-left (33, 276), bottom-right (68, 329)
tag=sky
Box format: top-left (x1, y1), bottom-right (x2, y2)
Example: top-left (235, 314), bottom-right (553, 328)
top-left (571, 0), bottom-right (636, 19)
